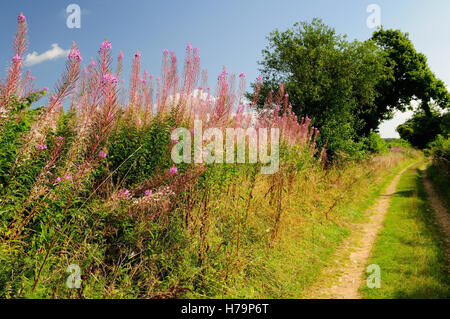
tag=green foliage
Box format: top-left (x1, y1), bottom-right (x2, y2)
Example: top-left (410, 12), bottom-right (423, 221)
top-left (396, 109), bottom-right (447, 149)
top-left (387, 138), bottom-right (411, 149)
top-left (105, 117), bottom-right (173, 187)
top-left (362, 132), bottom-right (388, 154)
top-left (428, 134), bottom-right (450, 176)
top-left (251, 20), bottom-right (449, 159)
top-left (250, 19), bottom-right (392, 159)
top-left (372, 29), bottom-right (450, 117)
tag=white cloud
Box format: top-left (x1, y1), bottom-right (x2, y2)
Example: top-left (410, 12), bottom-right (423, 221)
top-left (24, 44), bottom-right (70, 67)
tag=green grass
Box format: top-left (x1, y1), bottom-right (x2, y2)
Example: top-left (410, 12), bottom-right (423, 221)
top-left (426, 165), bottom-right (450, 211)
top-left (360, 165), bottom-right (450, 299)
top-left (223, 156), bottom-right (418, 298)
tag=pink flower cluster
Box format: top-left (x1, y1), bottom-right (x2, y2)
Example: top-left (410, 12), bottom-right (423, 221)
top-left (101, 40), bottom-right (112, 51)
top-left (102, 73), bottom-right (118, 84)
top-left (36, 144), bottom-right (47, 150)
top-left (111, 189), bottom-right (131, 200)
top-left (68, 48), bottom-right (82, 62)
top-left (12, 55), bottom-right (22, 63)
top-left (169, 166), bottom-right (178, 175)
top-left (98, 150), bottom-right (107, 158)
top-left (17, 13), bottom-right (26, 23)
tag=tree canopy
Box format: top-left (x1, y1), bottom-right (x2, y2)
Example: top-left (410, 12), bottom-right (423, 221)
top-left (250, 19), bottom-right (450, 158)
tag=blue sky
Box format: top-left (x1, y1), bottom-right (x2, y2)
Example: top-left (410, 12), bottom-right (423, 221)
top-left (1, 0), bottom-right (449, 137)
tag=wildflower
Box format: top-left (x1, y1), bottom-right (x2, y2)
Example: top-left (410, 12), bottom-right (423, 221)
top-left (12, 55), bottom-right (22, 63)
top-left (169, 166), bottom-right (178, 175)
top-left (68, 49), bottom-right (82, 62)
top-left (56, 136), bottom-right (64, 141)
top-left (89, 59), bottom-right (95, 67)
top-left (163, 49), bottom-right (169, 54)
top-left (65, 173), bottom-right (71, 180)
top-left (285, 93), bottom-right (289, 97)
top-left (135, 51), bottom-right (141, 58)
top-left (101, 40), bottom-right (112, 50)
top-left (82, 67), bottom-right (87, 73)
top-left (171, 137), bottom-right (179, 143)
top-left (145, 190), bottom-right (152, 196)
top-left (102, 73), bottom-right (118, 84)
top-left (119, 189), bottom-right (131, 199)
top-left (98, 150), bottom-right (107, 158)
top-left (187, 43), bottom-right (192, 50)
top-left (17, 13), bottom-right (26, 23)
top-left (43, 87), bottom-right (49, 92)
top-left (239, 72), bottom-right (245, 78)
top-left (190, 129), bottom-right (195, 134)
top-left (55, 177), bottom-right (61, 183)
top-left (118, 51), bottom-right (124, 59)
top-left (36, 144), bottom-right (47, 150)
top-left (257, 76), bottom-right (263, 82)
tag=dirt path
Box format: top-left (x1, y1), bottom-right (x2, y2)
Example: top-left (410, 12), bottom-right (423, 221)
top-left (307, 164), bottom-right (414, 299)
top-left (421, 166), bottom-right (450, 267)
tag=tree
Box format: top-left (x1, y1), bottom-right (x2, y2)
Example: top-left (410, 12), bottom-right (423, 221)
top-left (251, 20), bottom-right (450, 158)
top-left (372, 29), bottom-right (450, 118)
top-left (249, 19), bottom-right (389, 158)
top-left (396, 108), bottom-right (447, 149)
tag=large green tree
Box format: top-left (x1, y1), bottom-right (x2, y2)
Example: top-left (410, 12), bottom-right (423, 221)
top-left (251, 19), bottom-right (450, 158)
top-left (250, 19), bottom-right (390, 157)
top-left (372, 29), bottom-right (450, 119)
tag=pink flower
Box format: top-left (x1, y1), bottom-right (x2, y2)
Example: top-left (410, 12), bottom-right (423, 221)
top-left (285, 93), bottom-right (289, 97)
top-left (239, 72), bottom-right (245, 78)
top-left (89, 60), bottom-right (95, 67)
top-left (171, 137), bottom-right (179, 143)
top-left (65, 173), bottom-right (71, 180)
top-left (68, 49), bottom-right (82, 62)
top-left (101, 40), bottom-right (112, 50)
top-left (36, 144), bottom-right (47, 150)
top-left (17, 13), bottom-right (26, 23)
top-left (190, 129), bottom-right (195, 134)
top-left (135, 51), bottom-right (141, 58)
top-left (187, 43), bottom-right (192, 50)
top-left (118, 51), bottom-right (124, 59)
top-left (56, 136), bottom-right (64, 141)
top-left (82, 67), bottom-right (87, 73)
top-left (12, 55), bottom-right (22, 63)
top-left (98, 151), bottom-right (107, 158)
top-left (102, 74), bottom-right (118, 84)
top-left (257, 76), bottom-right (263, 82)
top-left (56, 177), bottom-right (61, 183)
top-left (119, 189), bottom-right (131, 199)
top-left (169, 166), bottom-right (178, 175)
top-left (163, 49), bottom-right (169, 54)
top-left (144, 190), bottom-right (152, 196)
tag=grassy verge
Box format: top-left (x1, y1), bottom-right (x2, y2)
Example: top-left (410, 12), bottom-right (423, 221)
top-left (360, 164), bottom-right (450, 299)
top-left (426, 165), bottom-right (450, 211)
top-left (224, 153), bottom-right (419, 298)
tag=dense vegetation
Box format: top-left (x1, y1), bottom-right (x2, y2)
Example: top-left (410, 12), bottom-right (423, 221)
top-left (251, 19), bottom-right (449, 158)
top-left (0, 13), bottom-right (444, 299)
